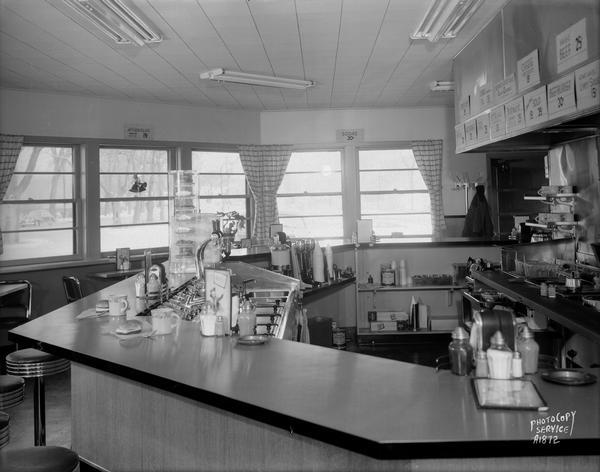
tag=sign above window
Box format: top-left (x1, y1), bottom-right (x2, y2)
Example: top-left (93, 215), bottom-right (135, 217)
top-left (336, 128), bottom-right (364, 143)
top-left (124, 126), bottom-right (153, 140)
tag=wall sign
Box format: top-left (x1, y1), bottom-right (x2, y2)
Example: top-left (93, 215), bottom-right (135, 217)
top-left (476, 113), bottom-right (490, 144)
top-left (517, 49), bottom-right (541, 92)
top-left (464, 119), bottom-right (477, 146)
top-left (548, 73), bottom-right (576, 118)
top-left (494, 74), bottom-right (517, 103)
top-left (459, 96), bottom-right (471, 121)
top-left (455, 123), bottom-right (466, 150)
top-left (125, 126), bottom-right (153, 140)
top-left (557, 18), bottom-right (588, 74)
top-left (524, 85), bottom-right (548, 127)
top-left (505, 96), bottom-right (526, 133)
top-left (575, 59), bottom-right (600, 111)
top-left (336, 128), bottom-right (364, 142)
top-left (490, 105), bottom-right (506, 139)
top-left (478, 83), bottom-right (494, 110)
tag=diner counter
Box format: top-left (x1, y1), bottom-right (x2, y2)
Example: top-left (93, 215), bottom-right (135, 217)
top-left (471, 270), bottom-right (600, 345)
top-left (9, 269), bottom-right (600, 470)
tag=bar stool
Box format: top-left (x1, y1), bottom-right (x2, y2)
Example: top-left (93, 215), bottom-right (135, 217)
top-left (0, 375), bottom-right (25, 409)
top-left (0, 411), bottom-right (9, 449)
top-left (5, 349), bottom-right (70, 446)
top-left (0, 446), bottom-right (80, 472)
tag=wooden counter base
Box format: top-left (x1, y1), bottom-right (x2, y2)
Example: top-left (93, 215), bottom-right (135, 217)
top-left (71, 363), bottom-right (599, 472)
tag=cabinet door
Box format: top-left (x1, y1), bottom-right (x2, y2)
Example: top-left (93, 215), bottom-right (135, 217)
top-left (503, 0), bottom-right (600, 88)
top-left (453, 13), bottom-right (504, 124)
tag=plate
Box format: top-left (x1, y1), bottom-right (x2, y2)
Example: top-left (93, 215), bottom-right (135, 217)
top-left (237, 335), bottom-right (270, 345)
top-left (541, 369), bottom-right (597, 386)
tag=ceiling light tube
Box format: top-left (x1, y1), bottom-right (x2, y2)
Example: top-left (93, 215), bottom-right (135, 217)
top-left (200, 68), bottom-right (315, 90)
top-left (63, 0), bottom-right (162, 46)
top-left (430, 81), bottom-right (455, 91)
top-left (411, 0), bottom-right (483, 42)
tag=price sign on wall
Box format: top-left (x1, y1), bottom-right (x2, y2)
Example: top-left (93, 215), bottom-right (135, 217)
top-left (478, 83), bottom-right (494, 110)
top-left (517, 50), bottom-right (541, 92)
top-left (575, 59), bottom-right (600, 111)
top-left (524, 86), bottom-right (548, 127)
top-left (506, 97), bottom-right (526, 133)
top-left (556, 18), bottom-right (588, 74)
top-left (494, 74), bottom-right (517, 103)
top-left (336, 129), bottom-right (364, 142)
top-left (464, 119), bottom-right (477, 146)
top-left (476, 114), bottom-right (490, 144)
top-left (455, 123), bottom-right (466, 150)
top-left (490, 105), bottom-right (506, 139)
top-left (548, 74), bottom-right (576, 118)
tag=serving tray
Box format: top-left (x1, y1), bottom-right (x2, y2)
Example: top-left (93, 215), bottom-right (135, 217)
top-left (541, 369), bottom-right (597, 386)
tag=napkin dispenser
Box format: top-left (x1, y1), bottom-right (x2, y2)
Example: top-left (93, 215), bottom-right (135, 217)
top-left (470, 308), bottom-right (516, 352)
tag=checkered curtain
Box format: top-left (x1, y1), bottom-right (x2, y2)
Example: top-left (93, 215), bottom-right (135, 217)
top-left (0, 134), bottom-right (24, 255)
top-left (411, 140), bottom-right (446, 238)
top-left (239, 145), bottom-right (292, 246)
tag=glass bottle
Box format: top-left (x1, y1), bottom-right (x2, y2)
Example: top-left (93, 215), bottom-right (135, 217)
top-left (238, 294), bottom-right (256, 337)
top-left (487, 331), bottom-right (512, 379)
top-left (475, 350), bottom-right (488, 378)
top-left (448, 327), bottom-right (473, 376)
top-left (518, 326), bottom-right (540, 374)
top-left (332, 321), bottom-right (346, 350)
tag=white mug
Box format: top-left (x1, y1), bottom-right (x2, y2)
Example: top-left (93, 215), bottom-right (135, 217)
top-left (108, 294), bottom-right (129, 317)
top-left (151, 308), bottom-right (181, 335)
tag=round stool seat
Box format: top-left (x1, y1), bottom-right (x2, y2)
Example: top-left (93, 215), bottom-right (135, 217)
top-left (6, 349), bottom-right (70, 378)
top-left (0, 446), bottom-right (79, 472)
top-left (0, 376), bottom-right (25, 409)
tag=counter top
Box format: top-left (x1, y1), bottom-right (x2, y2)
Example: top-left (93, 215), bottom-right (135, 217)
top-left (472, 270), bottom-right (600, 345)
top-left (9, 271), bottom-right (600, 460)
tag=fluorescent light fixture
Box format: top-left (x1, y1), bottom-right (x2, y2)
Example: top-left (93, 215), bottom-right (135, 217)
top-left (411, 0), bottom-right (484, 42)
top-left (430, 81), bottom-right (455, 91)
top-left (200, 68), bottom-right (315, 90)
top-left (63, 0), bottom-right (162, 46)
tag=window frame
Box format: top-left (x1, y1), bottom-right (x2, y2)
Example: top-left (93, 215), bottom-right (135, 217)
top-left (357, 144), bottom-right (432, 240)
top-left (98, 144), bottom-right (173, 256)
top-left (0, 140), bottom-right (82, 266)
top-left (190, 147), bottom-right (252, 240)
top-left (277, 147), bottom-right (345, 241)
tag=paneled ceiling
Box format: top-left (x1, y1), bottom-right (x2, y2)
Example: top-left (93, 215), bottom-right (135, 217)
top-left (0, 0), bottom-right (506, 111)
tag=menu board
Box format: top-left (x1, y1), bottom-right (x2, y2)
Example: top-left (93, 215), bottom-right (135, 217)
top-left (548, 73), bottom-right (576, 118)
top-left (476, 114), bottom-right (490, 144)
top-left (575, 59), bottom-right (600, 111)
top-left (478, 83), bottom-right (494, 110)
top-left (556, 18), bottom-right (588, 74)
top-left (505, 97), bottom-right (526, 133)
top-left (517, 49), bottom-right (541, 92)
top-left (524, 85), bottom-right (548, 126)
top-left (464, 119), bottom-right (477, 146)
top-left (455, 123), bottom-right (466, 150)
top-left (490, 105), bottom-right (506, 139)
top-left (494, 74), bottom-right (517, 103)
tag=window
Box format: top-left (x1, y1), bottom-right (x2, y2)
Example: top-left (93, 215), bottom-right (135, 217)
top-left (1, 145), bottom-right (77, 262)
top-left (277, 151), bottom-right (343, 239)
top-left (99, 147), bottom-right (170, 253)
top-left (192, 150), bottom-right (250, 239)
top-left (358, 148), bottom-right (431, 238)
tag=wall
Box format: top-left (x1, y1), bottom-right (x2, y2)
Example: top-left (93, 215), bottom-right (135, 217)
top-left (260, 107), bottom-right (488, 218)
top-left (0, 89), bottom-right (260, 144)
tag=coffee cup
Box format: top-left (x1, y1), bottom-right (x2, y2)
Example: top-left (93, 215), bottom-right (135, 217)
top-left (108, 294), bottom-right (129, 317)
top-left (151, 308), bottom-right (181, 335)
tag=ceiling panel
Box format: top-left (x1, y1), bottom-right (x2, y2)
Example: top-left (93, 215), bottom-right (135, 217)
top-left (0, 0), bottom-right (508, 110)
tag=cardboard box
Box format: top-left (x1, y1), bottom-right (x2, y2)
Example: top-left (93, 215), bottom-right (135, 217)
top-left (418, 304), bottom-right (429, 329)
top-left (429, 315), bottom-right (459, 331)
top-left (370, 321), bottom-right (398, 332)
top-left (367, 310), bottom-right (408, 322)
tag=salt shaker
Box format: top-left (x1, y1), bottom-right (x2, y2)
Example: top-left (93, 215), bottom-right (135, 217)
top-left (511, 351), bottom-right (523, 378)
top-left (487, 331), bottom-right (512, 379)
top-left (475, 350), bottom-right (488, 378)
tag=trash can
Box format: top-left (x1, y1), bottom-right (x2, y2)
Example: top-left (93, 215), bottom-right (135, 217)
top-left (308, 316), bottom-right (332, 347)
